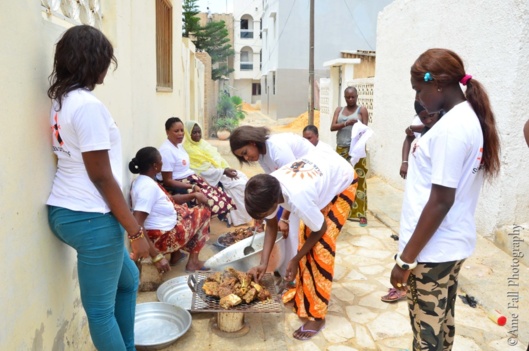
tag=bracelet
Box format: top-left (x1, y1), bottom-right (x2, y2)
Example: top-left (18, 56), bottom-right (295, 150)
top-left (151, 253), bottom-right (165, 264)
top-left (394, 253), bottom-right (418, 270)
top-left (128, 226), bottom-right (144, 242)
top-left (279, 218), bottom-right (289, 224)
top-left (402, 161), bottom-right (408, 163)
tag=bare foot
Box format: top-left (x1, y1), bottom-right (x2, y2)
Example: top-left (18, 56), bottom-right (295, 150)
top-left (185, 260), bottom-right (208, 272)
top-left (293, 319), bottom-right (325, 340)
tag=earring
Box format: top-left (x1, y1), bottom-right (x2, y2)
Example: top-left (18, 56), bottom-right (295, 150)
top-left (437, 88), bottom-right (442, 92)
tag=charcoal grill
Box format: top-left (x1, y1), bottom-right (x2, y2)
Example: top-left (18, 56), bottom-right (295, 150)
top-left (187, 272), bottom-right (284, 337)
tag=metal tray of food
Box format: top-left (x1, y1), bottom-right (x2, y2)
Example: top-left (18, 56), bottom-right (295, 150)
top-left (214, 227), bottom-right (255, 249)
top-left (186, 272), bottom-right (283, 313)
top-left (157, 275), bottom-right (192, 310)
top-left (134, 302), bottom-right (191, 350)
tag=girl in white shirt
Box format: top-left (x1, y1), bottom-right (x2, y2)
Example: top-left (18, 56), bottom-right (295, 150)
top-left (244, 151), bottom-right (357, 340)
top-left (129, 147), bottom-right (211, 273)
top-left (46, 25), bottom-right (149, 351)
top-left (391, 49), bottom-right (500, 350)
top-left (230, 126), bottom-right (316, 276)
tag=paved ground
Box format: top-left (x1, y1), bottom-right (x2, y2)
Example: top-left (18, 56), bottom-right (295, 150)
top-left (136, 110), bottom-right (528, 351)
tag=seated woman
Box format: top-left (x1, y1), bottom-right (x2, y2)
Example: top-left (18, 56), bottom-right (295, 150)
top-left (129, 147), bottom-right (211, 273)
top-left (159, 117), bottom-right (236, 219)
top-left (183, 121), bottom-right (252, 227)
top-left (245, 150), bottom-right (357, 340)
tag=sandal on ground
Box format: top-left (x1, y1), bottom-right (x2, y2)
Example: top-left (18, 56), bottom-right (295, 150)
top-left (293, 321), bottom-right (325, 340)
top-left (359, 217), bottom-right (368, 227)
top-left (381, 288), bottom-right (406, 303)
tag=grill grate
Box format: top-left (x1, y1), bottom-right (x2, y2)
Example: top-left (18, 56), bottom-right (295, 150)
top-left (188, 272), bottom-right (283, 313)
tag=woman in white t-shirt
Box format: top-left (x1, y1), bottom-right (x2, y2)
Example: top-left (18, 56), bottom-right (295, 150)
top-left (160, 117), bottom-right (236, 220)
top-left (302, 124), bottom-right (335, 153)
top-left (244, 150), bottom-right (357, 340)
top-left (229, 126), bottom-right (316, 277)
top-left (129, 147), bottom-right (211, 273)
top-left (391, 49), bottom-right (501, 350)
top-left (46, 26), bottom-right (149, 351)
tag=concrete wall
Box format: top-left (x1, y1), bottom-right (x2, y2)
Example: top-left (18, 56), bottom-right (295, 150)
top-left (261, 0), bottom-right (393, 119)
top-left (0, 1), bottom-right (205, 349)
top-left (233, 79), bottom-right (254, 104)
top-left (371, 0), bottom-right (529, 238)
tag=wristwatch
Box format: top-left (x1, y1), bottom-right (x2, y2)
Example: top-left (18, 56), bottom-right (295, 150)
top-left (394, 253), bottom-right (418, 270)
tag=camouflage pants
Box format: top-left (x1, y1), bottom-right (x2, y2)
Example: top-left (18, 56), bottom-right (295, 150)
top-left (407, 260), bottom-right (465, 351)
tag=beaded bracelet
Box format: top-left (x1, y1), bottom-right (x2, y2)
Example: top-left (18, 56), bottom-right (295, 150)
top-left (128, 226), bottom-right (145, 242)
top-left (279, 218), bottom-right (289, 224)
top-left (151, 253), bottom-right (165, 264)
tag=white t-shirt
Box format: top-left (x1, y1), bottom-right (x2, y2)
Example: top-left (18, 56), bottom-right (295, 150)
top-left (130, 175), bottom-right (177, 231)
top-left (315, 140), bottom-right (335, 154)
top-left (272, 149), bottom-right (355, 231)
top-left (46, 89), bottom-right (123, 213)
top-left (411, 115), bottom-right (423, 139)
top-left (399, 101), bottom-right (484, 262)
top-left (159, 139), bottom-right (195, 180)
top-left (259, 133), bottom-right (315, 173)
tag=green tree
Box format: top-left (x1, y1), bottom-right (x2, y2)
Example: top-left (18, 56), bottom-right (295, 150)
top-left (194, 20), bottom-right (235, 80)
top-left (182, 0), bottom-right (201, 38)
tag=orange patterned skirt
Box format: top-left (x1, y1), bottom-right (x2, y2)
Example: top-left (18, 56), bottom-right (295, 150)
top-left (283, 181), bottom-right (357, 320)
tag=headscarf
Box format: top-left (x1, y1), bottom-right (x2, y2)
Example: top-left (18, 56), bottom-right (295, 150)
top-left (183, 121), bottom-right (230, 175)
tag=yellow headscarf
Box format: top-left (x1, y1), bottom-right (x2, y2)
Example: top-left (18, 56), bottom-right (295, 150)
top-left (183, 121), bottom-right (230, 175)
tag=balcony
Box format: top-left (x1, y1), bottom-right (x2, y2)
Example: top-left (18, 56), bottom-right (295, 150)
top-left (240, 30), bottom-right (254, 39)
top-left (240, 62), bottom-right (254, 70)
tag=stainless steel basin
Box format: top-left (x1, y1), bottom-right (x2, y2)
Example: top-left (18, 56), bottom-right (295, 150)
top-left (205, 231), bottom-right (285, 272)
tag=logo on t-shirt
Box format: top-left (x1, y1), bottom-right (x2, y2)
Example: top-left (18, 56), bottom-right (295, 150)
top-left (282, 159), bottom-right (322, 179)
top-left (182, 159), bottom-right (187, 166)
top-left (51, 113), bottom-right (63, 146)
top-left (51, 112), bottom-right (71, 157)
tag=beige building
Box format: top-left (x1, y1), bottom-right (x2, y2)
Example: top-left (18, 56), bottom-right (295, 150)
top-left (1, 1), bottom-right (206, 349)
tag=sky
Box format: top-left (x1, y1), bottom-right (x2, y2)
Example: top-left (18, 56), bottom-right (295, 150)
top-left (196, 0), bottom-right (234, 14)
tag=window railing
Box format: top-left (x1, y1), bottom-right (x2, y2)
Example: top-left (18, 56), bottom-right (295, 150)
top-left (240, 30), bottom-right (254, 39)
top-left (240, 63), bottom-right (254, 70)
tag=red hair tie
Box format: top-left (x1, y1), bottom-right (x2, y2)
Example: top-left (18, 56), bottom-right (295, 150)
top-left (460, 74), bottom-right (472, 86)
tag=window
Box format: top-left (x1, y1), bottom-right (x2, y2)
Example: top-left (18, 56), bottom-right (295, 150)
top-left (240, 15), bottom-right (254, 38)
top-left (156, 0), bottom-right (172, 91)
top-left (252, 83), bottom-right (261, 96)
top-left (272, 72), bottom-right (276, 95)
top-left (240, 47), bottom-right (253, 70)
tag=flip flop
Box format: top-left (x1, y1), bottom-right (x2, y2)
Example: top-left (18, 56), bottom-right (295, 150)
top-left (293, 322), bottom-right (325, 340)
top-left (185, 266), bottom-right (211, 273)
top-left (359, 217), bottom-right (368, 227)
top-left (381, 287), bottom-right (406, 302)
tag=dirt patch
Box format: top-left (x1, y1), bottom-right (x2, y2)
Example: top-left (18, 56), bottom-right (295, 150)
top-left (272, 110), bottom-right (320, 134)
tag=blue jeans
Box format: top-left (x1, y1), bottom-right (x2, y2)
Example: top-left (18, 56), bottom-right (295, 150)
top-left (48, 206), bottom-right (139, 351)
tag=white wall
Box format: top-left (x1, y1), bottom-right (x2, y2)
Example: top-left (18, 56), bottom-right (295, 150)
top-left (371, 0), bottom-right (529, 237)
top-left (0, 0), bottom-right (205, 349)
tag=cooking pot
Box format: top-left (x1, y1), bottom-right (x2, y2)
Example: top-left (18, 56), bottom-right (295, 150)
top-left (205, 232), bottom-right (285, 272)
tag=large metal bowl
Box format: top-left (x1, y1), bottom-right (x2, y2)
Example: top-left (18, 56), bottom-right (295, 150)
top-left (205, 231), bottom-right (285, 272)
top-left (156, 275), bottom-right (192, 310)
top-left (134, 302), bottom-right (191, 350)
